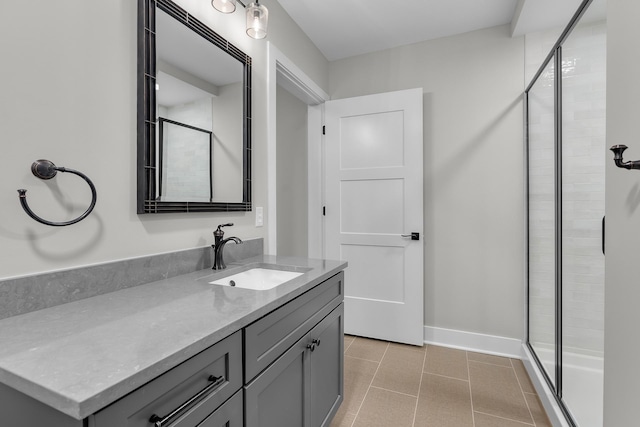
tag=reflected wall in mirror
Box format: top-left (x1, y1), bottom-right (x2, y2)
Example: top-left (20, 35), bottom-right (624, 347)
top-left (137, 0), bottom-right (252, 213)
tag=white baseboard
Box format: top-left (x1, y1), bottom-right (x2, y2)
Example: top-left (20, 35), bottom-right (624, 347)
top-left (423, 325), bottom-right (523, 358)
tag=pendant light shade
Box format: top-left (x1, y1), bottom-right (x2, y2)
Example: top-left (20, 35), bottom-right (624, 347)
top-left (246, 1), bottom-right (268, 39)
top-left (212, 0), bottom-right (237, 14)
top-left (211, 0), bottom-right (268, 40)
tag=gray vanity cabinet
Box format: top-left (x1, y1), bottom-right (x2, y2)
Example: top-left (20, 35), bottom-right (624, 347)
top-left (244, 272), bottom-right (344, 427)
top-left (0, 383), bottom-right (85, 427)
top-left (0, 269), bottom-right (345, 427)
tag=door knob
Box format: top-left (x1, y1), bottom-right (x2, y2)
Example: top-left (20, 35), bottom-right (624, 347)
top-left (401, 232), bottom-right (420, 241)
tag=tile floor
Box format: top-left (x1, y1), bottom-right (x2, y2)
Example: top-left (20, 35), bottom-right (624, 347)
top-left (331, 335), bottom-right (552, 427)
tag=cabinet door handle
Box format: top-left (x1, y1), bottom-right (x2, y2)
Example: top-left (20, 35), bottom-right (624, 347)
top-left (307, 339), bottom-right (321, 352)
top-left (149, 375), bottom-right (225, 427)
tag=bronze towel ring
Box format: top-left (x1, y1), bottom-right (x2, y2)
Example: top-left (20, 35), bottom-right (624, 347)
top-left (17, 159), bottom-right (97, 227)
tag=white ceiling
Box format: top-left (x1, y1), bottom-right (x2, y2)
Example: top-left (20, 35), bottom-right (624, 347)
top-left (511, 0), bottom-right (582, 37)
top-left (276, 0), bottom-right (599, 61)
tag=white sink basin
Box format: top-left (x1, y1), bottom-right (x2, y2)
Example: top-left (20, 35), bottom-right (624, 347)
top-left (209, 268), bottom-right (304, 291)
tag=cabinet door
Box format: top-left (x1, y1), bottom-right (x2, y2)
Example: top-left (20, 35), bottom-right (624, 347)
top-left (245, 271), bottom-right (343, 381)
top-left (244, 338), bottom-right (308, 427)
top-left (309, 304), bottom-right (344, 427)
top-left (244, 304), bottom-right (344, 427)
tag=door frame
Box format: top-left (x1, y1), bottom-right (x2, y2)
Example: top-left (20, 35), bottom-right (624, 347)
top-left (266, 43), bottom-right (329, 255)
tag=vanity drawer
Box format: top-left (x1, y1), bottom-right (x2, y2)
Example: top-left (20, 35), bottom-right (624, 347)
top-left (92, 330), bottom-right (242, 427)
top-left (193, 389), bottom-right (243, 427)
top-left (244, 271), bottom-right (344, 381)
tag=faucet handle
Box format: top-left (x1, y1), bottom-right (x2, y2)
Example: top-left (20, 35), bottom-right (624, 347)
top-left (216, 223), bottom-right (234, 231)
top-left (214, 223), bottom-right (234, 237)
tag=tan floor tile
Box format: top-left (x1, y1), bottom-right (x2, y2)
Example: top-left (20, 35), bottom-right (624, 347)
top-left (344, 335), bottom-right (356, 353)
top-left (352, 387), bottom-right (417, 427)
top-left (341, 355), bottom-right (379, 414)
top-left (371, 344), bottom-right (425, 396)
top-left (414, 373), bottom-right (474, 427)
top-left (469, 361), bottom-right (534, 424)
top-left (424, 345), bottom-right (469, 380)
top-left (524, 392), bottom-right (552, 427)
top-left (336, 338), bottom-right (553, 427)
top-left (468, 351), bottom-right (513, 367)
top-left (330, 405), bottom-right (356, 427)
top-left (345, 337), bottom-right (388, 362)
top-left (474, 412), bottom-right (535, 426)
top-left (511, 359), bottom-right (536, 394)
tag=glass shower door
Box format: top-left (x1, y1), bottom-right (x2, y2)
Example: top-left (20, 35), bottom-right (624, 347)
top-left (526, 1), bottom-right (606, 425)
top-left (527, 56), bottom-right (557, 389)
top-left (560, 2), bottom-right (606, 425)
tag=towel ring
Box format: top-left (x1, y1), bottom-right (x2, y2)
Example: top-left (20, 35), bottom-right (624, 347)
top-left (610, 145), bottom-right (640, 170)
top-left (17, 159), bottom-right (97, 227)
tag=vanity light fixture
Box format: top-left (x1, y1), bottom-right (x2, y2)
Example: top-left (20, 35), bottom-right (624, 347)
top-left (211, 0), bottom-right (268, 39)
top-left (211, 0), bottom-right (237, 13)
top-left (245, 1), bottom-right (268, 39)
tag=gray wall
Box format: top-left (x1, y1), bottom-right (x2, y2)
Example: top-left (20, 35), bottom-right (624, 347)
top-left (0, 0), bottom-right (328, 280)
top-left (276, 85), bottom-right (308, 257)
top-left (329, 25), bottom-right (526, 339)
top-left (603, 0), bottom-right (640, 423)
top-left (211, 82), bottom-right (244, 202)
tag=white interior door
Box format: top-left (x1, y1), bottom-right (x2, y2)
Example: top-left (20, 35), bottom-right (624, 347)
top-left (324, 88), bottom-right (424, 346)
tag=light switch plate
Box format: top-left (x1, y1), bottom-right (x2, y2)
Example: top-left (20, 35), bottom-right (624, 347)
top-left (255, 206), bottom-right (263, 227)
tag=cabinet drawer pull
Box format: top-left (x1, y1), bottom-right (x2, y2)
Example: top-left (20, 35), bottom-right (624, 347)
top-left (149, 375), bottom-right (225, 427)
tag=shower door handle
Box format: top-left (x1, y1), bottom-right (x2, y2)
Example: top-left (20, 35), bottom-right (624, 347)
top-left (602, 216), bottom-right (605, 255)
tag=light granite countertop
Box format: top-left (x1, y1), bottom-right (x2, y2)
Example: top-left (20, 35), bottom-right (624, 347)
top-left (0, 255), bottom-right (346, 420)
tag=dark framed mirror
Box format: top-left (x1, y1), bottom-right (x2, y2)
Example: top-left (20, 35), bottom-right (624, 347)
top-left (137, 0), bottom-right (252, 213)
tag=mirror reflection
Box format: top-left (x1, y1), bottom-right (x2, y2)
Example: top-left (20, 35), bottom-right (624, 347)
top-left (156, 8), bottom-right (244, 203)
top-left (137, 0), bottom-right (251, 213)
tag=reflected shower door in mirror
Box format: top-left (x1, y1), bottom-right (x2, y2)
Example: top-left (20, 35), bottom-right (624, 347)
top-left (137, 0), bottom-right (252, 213)
top-left (158, 118), bottom-right (212, 202)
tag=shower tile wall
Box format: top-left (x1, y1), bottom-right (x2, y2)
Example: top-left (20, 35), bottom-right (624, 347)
top-left (526, 21), bottom-right (606, 357)
top-left (562, 20), bottom-right (606, 357)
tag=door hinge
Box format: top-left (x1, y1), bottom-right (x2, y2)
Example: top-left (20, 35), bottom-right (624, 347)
top-left (322, 125), bottom-right (326, 135)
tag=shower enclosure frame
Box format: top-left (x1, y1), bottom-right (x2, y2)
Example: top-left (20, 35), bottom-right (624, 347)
top-left (524, 0), bottom-right (596, 426)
